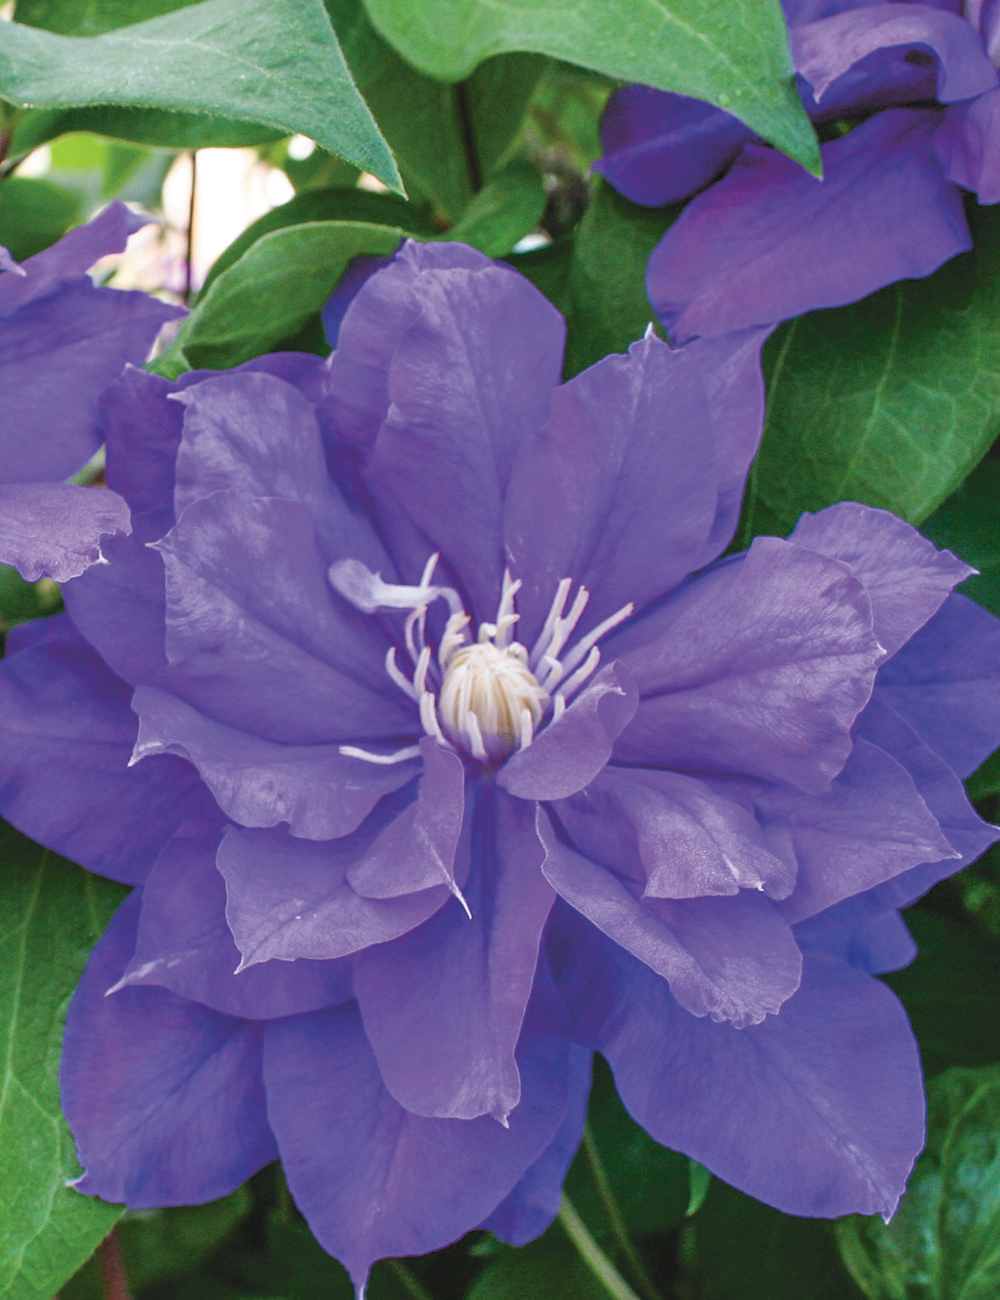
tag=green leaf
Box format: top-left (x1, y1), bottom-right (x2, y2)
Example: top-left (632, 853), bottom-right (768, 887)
top-left (11, 105), bottom-right (285, 153)
top-left (466, 1226), bottom-right (607, 1300)
top-left (199, 187), bottom-right (433, 297)
top-left (0, 176), bottom-right (79, 260)
top-left (921, 456), bottom-right (1000, 622)
top-left (446, 162), bottom-right (545, 257)
top-left (0, 823), bottom-right (127, 1300)
top-left (176, 221), bottom-right (406, 370)
top-left (0, 0), bottom-right (401, 190)
top-left (882, 909), bottom-right (1000, 1077)
top-left (694, 1179), bottom-right (864, 1300)
top-left (12, 0), bottom-right (198, 36)
top-left (328, 0), bottom-right (545, 219)
top-left (686, 1162), bottom-right (711, 1218)
top-left (62, 1190), bottom-right (252, 1299)
top-left (564, 178), bottom-right (675, 377)
top-left (360, 0), bottom-right (819, 173)
top-left (836, 1064), bottom-right (1000, 1300)
top-left (504, 236), bottom-right (574, 326)
top-left (742, 204), bottom-right (1000, 541)
top-left (0, 567), bottom-right (63, 633)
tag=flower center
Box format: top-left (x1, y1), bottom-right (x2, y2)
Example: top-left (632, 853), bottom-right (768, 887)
top-left (328, 556), bottom-right (633, 768)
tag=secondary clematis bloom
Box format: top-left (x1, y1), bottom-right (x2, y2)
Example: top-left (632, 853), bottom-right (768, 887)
top-left (1, 241), bottom-right (1000, 1292)
top-left (597, 0), bottom-right (1000, 340)
top-left (0, 202), bottom-right (182, 581)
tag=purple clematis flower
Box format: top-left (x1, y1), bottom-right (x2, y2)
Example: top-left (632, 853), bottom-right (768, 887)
top-left (1, 241), bottom-right (999, 1292)
top-left (0, 202), bottom-right (183, 582)
top-left (597, 0), bottom-right (1000, 340)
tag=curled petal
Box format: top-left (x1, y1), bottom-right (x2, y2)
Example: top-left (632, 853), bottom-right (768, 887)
top-left (935, 87), bottom-right (1000, 202)
top-left (0, 482), bottom-right (130, 582)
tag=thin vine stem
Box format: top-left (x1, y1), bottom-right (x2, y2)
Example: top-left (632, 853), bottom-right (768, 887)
top-left (558, 1195), bottom-right (644, 1300)
top-left (184, 149), bottom-right (197, 304)
top-left (582, 1123), bottom-right (660, 1300)
top-left (454, 80), bottom-right (482, 195)
top-left (387, 1259), bottom-right (435, 1300)
top-left (98, 1228), bottom-right (132, 1300)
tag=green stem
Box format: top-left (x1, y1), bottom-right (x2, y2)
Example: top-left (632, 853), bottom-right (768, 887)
top-left (583, 1124), bottom-right (660, 1300)
top-left (558, 1195), bottom-right (644, 1300)
top-left (387, 1260), bottom-right (435, 1300)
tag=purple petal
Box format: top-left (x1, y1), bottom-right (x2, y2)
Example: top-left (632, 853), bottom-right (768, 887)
top-left (62, 892), bottom-right (277, 1207)
top-left (0, 243), bottom-right (23, 276)
top-left (353, 786), bottom-right (556, 1120)
top-left (790, 501), bottom-right (972, 657)
top-left (171, 370), bottom-right (390, 571)
top-left (0, 482), bottom-right (130, 582)
top-left (114, 819), bottom-right (352, 1019)
top-left (795, 908), bottom-right (918, 976)
top-left (153, 490), bottom-right (412, 743)
top-left (499, 663), bottom-right (638, 802)
top-left (503, 330), bottom-right (760, 640)
top-left (614, 537), bottom-right (882, 794)
top-left (132, 685), bottom-right (415, 840)
top-left (555, 766), bottom-right (796, 901)
top-left (0, 614), bottom-right (211, 884)
top-left (595, 86), bottom-right (753, 206)
top-left (539, 808), bottom-right (802, 1028)
top-left (480, 1044), bottom-right (593, 1246)
top-left (217, 771), bottom-right (457, 967)
top-left (552, 908), bottom-right (924, 1219)
top-left (648, 109), bottom-right (970, 340)
top-left (765, 737), bottom-right (958, 925)
top-left (327, 240), bottom-right (526, 448)
top-left (934, 88), bottom-right (1000, 201)
top-left (322, 252), bottom-right (393, 347)
top-left (357, 245), bottom-right (566, 615)
top-left (876, 591), bottom-right (1000, 777)
top-left (792, 4), bottom-right (997, 105)
top-left (263, 984), bottom-right (571, 1291)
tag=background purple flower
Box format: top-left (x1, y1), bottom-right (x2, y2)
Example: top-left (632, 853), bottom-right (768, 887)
top-left (0, 202), bottom-right (183, 581)
top-left (1, 241), bottom-right (999, 1291)
top-left (597, 0), bottom-right (1000, 340)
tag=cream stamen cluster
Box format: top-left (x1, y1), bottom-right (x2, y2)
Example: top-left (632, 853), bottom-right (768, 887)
top-left (329, 555), bottom-right (633, 769)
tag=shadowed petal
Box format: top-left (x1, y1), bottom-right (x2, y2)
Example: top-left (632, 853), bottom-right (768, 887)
top-left (499, 663), bottom-right (638, 802)
top-left (0, 482), bottom-right (130, 582)
top-left (767, 737), bottom-right (958, 925)
top-left (615, 537), bottom-right (882, 794)
top-left (934, 89), bottom-right (1000, 202)
top-left (263, 984), bottom-right (571, 1292)
top-left (539, 808), bottom-right (801, 1028)
top-left (595, 86), bottom-right (753, 206)
top-left (792, 4), bottom-right (997, 105)
top-left (115, 820), bottom-right (352, 1019)
top-left (132, 685), bottom-right (416, 841)
top-left (62, 892), bottom-right (277, 1207)
top-left (649, 109), bottom-right (970, 340)
top-left (353, 785), bottom-right (556, 1120)
top-left (551, 906), bottom-right (924, 1219)
top-left (0, 614), bottom-right (211, 884)
top-left (790, 502), bottom-right (972, 657)
top-left (480, 1045), bottom-right (593, 1246)
top-left (876, 592), bottom-right (1000, 777)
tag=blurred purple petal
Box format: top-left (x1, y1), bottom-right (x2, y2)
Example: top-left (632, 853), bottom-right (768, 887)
top-left (322, 252), bottom-right (393, 347)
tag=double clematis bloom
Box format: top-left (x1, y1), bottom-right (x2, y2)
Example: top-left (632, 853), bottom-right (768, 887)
top-left (0, 202), bottom-right (183, 581)
top-left (598, 0), bottom-right (1000, 339)
top-left (2, 241), bottom-right (1000, 1292)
